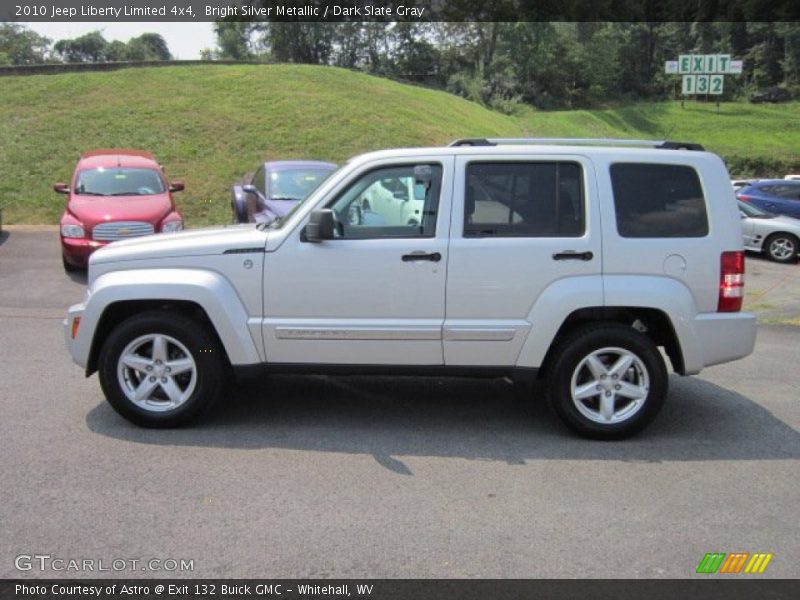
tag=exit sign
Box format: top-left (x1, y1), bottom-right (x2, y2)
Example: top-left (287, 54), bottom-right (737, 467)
top-left (665, 54), bottom-right (743, 96)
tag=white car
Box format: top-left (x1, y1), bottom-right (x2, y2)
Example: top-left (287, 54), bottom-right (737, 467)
top-left (65, 138), bottom-right (756, 439)
top-left (739, 200), bottom-right (800, 263)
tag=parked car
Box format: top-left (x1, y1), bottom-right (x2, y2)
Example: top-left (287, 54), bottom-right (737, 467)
top-left (748, 86), bottom-right (792, 103)
top-left (736, 179), bottom-right (800, 219)
top-left (54, 149), bottom-right (184, 271)
top-left (784, 174), bottom-right (800, 181)
top-left (231, 160), bottom-right (336, 224)
top-left (65, 138), bottom-right (756, 439)
top-left (731, 179), bottom-right (756, 191)
top-left (738, 200), bottom-right (800, 263)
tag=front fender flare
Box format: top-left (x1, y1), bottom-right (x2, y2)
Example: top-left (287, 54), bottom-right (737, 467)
top-left (75, 269), bottom-right (261, 371)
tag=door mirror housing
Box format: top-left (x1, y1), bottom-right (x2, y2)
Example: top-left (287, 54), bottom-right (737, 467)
top-left (242, 184), bottom-right (262, 198)
top-left (305, 209), bottom-right (336, 242)
top-left (53, 183), bottom-right (69, 194)
top-left (169, 181), bottom-right (185, 193)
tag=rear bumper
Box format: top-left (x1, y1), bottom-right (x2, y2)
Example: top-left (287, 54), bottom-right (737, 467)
top-left (685, 312), bottom-right (757, 373)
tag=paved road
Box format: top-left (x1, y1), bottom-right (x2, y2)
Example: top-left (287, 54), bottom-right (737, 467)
top-left (1, 229), bottom-right (798, 579)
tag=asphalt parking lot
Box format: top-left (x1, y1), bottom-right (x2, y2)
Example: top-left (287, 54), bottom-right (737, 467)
top-left (0, 228), bottom-right (798, 579)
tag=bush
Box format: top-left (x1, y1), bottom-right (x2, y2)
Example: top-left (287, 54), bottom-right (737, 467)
top-left (723, 154), bottom-right (800, 179)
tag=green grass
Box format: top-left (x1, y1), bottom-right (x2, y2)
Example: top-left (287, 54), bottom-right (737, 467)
top-left (1, 64), bottom-right (799, 225)
top-left (0, 64), bottom-right (519, 225)
top-left (516, 102), bottom-right (800, 176)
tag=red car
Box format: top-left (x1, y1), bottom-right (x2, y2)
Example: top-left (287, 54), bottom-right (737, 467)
top-left (54, 149), bottom-right (184, 271)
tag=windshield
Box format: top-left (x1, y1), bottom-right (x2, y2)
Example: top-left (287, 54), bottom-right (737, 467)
top-left (75, 168), bottom-right (166, 196)
top-left (269, 168), bottom-right (334, 201)
top-left (263, 166), bottom-right (340, 229)
top-left (738, 200), bottom-right (773, 218)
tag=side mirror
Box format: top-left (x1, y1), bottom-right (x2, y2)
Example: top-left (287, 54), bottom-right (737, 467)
top-left (53, 183), bottom-right (69, 194)
top-left (304, 209), bottom-right (336, 242)
top-left (169, 181), bottom-right (185, 193)
top-left (242, 184), bottom-right (266, 201)
top-left (414, 165), bottom-right (433, 189)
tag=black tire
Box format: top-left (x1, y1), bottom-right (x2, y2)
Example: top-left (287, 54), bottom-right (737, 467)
top-left (545, 323), bottom-right (667, 440)
top-left (98, 310), bottom-right (224, 427)
top-left (62, 254), bottom-right (80, 272)
top-left (764, 233), bottom-right (799, 264)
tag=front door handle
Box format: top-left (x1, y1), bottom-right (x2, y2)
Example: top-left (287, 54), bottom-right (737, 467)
top-left (553, 251), bottom-right (594, 261)
top-left (402, 251), bottom-right (442, 263)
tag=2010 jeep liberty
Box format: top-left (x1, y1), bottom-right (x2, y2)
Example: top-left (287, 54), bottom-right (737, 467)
top-left (64, 138), bottom-right (757, 439)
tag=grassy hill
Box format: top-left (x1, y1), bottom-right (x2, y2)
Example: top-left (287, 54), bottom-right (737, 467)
top-left (1, 64), bottom-right (798, 226)
top-left (516, 102), bottom-right (800, 176)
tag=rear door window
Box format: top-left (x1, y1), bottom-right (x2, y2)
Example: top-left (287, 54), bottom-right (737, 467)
top-left (610, 163), bottom-right (709, 238)
top-left (464, 162), bottom-right (585, 237)
top-left (772, 184), bottom-right (800, 200)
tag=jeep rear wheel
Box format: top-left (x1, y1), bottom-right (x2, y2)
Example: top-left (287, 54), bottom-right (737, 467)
top-left (546, 324), bottom-right (667, 439)
top-left (98, 311), bottom-right (224, 427)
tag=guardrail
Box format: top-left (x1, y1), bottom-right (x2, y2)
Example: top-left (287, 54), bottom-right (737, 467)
top-left (0, 59), bottom-right (267, 77)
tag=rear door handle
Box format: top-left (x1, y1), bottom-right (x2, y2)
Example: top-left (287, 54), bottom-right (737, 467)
top-left (553, 251), bottom-right (594, 261)
top-left (402, 251), bottom-right (442, 262)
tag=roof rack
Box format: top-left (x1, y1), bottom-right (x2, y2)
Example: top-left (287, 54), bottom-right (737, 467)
top-left (449, 138), bottom-right (705, 151)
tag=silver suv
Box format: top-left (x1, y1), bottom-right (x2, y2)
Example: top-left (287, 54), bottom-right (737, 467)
top-left (65, 138), bottom-right (757, 439)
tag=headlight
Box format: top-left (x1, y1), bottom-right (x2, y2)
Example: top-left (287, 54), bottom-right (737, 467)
top-left (162, 221), bottom-right (183, 233)
top-left (61, 224), bottom-right (85, 238)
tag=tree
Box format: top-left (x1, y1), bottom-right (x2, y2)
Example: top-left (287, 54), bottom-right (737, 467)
top-left (265, 23), bottom-right (334, 64)
top-left (214, 22), bottom-right (257, 59)
top-left (0, 23), bottom-right (51, 65)
top-left (105, 40), bottom-right (129, 62)
top-left (746, 23), bottom-right (783, 88)
top-left (390, 23), bottom-right (440, 83)
top-left (126, 33), bottom-right (171, 61)
top-left (54, 31), bottom-right (108, 63)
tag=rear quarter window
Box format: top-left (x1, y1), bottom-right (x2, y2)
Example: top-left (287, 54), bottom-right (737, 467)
top-left (610, 163), bottom-right (709, 238)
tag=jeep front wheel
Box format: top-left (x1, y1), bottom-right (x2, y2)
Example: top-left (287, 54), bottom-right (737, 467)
top-left (98, 311), bottom-right (224, 427)
top-left (546, 324), bottom-right (667, 439)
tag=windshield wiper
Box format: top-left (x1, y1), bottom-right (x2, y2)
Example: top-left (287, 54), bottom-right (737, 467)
top-left (109, 192), bottom-right (142, 196)
top-left (255, 216), bottom-right (285, 231)
top-left (77, 191), bottom-right (106, 196)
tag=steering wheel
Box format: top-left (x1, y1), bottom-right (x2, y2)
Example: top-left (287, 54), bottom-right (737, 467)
top-left (137, 186), bottom-right (156, 195)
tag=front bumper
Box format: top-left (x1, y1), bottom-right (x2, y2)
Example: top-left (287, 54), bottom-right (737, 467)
top-left (61, 237), bottom-right (107, 268)
top-left (64, 302), bottom-right (89, 369)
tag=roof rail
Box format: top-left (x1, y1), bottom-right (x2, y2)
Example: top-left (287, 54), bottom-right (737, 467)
top-left (449, 138), bottom-right (705, 151)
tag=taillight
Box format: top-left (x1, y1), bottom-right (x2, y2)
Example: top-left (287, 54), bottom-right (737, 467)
top-left (737, 194), bottom-right (752, 202)
top-left (718, 251), bottom-right (745, 312)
